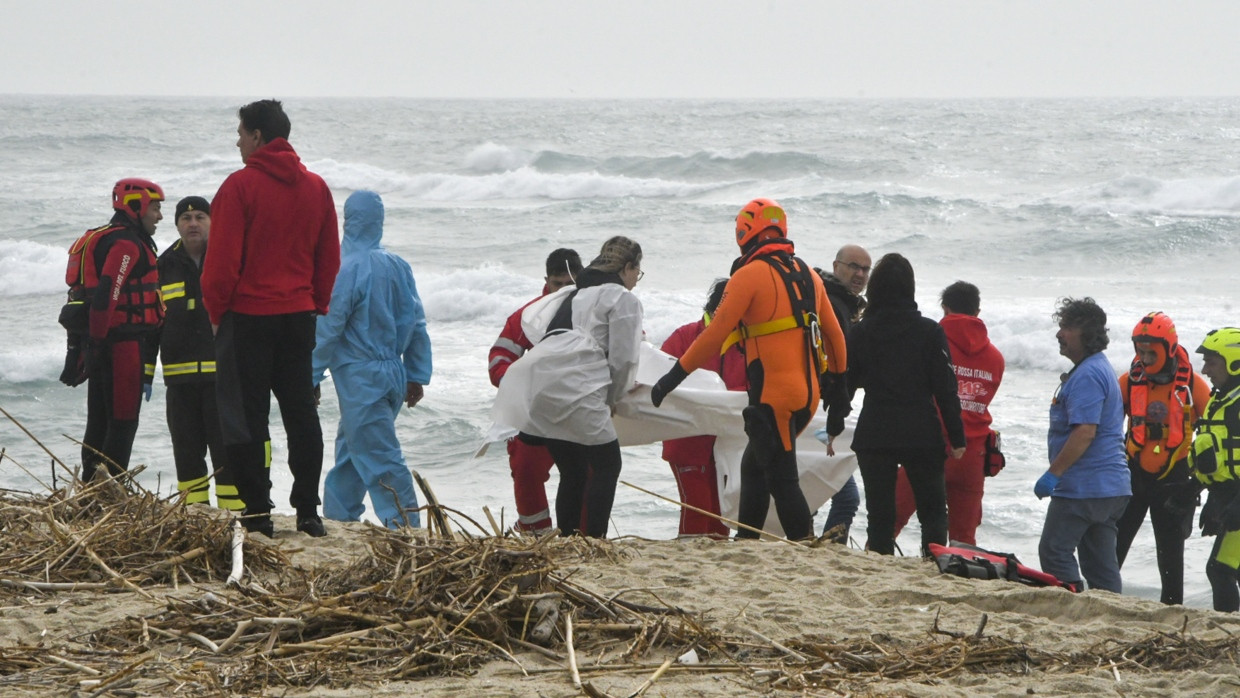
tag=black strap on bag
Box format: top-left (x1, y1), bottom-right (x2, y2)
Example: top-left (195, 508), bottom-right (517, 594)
top-left (543, 290), bottom-right (579, 340)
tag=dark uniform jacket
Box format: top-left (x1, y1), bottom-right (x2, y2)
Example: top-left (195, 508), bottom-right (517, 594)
top-left (155, 240), bottom-right (216, 384)
top-left (815, 269), bottom-right (865, 334)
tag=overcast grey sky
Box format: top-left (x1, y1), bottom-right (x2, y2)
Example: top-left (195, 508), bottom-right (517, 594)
top-left (7, 1), bottom-right (1239, 99)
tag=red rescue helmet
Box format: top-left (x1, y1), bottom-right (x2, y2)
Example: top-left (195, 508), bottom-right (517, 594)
top-left (735, 198), bottom-right (787, 248)
top-left (1131, 311), bottom-right (1178, 374)
top-left (112, 178), bottom-right (165, 221)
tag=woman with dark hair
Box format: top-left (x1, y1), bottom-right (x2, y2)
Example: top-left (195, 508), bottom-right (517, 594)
top-left (847, 253), bottom-right (965, 555)
top-left (495, 236), bottom-right (644, 538)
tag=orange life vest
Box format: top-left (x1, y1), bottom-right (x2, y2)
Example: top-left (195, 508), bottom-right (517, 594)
top-left (1126, 345), bottom-right (1195, 477)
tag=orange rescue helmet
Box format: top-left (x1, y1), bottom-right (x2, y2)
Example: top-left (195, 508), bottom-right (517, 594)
top-left (1132, 311), bottom-right (1178, 374)
top-left (735, 198), bottom-right (787, 248)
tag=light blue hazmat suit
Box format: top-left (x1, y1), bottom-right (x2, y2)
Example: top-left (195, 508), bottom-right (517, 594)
top-left (312, 190), bottom-right (432, 528)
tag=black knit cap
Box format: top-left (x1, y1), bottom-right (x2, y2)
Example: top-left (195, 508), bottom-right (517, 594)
top-left (175, 196), bottom-right (210, 221)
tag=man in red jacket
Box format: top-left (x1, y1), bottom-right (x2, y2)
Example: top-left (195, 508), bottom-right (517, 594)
top-left (202, 99), bottom-right (340, 538)
top-left (893, 281), bottom-right (1005, 545)
top-left (488, 248), bottom-right (582, 533)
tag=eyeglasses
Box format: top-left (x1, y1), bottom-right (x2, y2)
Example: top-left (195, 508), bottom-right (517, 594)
top-left (636, 269), bottom-right (645, 281)
top-left (836, 260), bottom-right (870, 274)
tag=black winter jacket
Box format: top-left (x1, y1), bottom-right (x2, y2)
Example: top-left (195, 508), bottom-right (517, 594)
top-left (848, 299), bottom-right (965, 452)
top-left (154, 240), bottom-right (216, 385)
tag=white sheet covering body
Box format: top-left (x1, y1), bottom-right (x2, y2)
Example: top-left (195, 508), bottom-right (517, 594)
top-left (493, 340), bottom-right (858, 537)
top-left (492, 283), bottom-right (643, 446)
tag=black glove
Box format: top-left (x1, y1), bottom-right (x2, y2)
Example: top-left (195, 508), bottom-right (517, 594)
top-left (1200, 489), bottom-right (1225, 537)
top-left (651, 362), bottom-right (689, 408)
top-left (1222, 497), bottom-right (1240, 533)
top-left (59, 334), bottom-right (88, 387)
top-left (1162, 481), bottom-right (1202, 520)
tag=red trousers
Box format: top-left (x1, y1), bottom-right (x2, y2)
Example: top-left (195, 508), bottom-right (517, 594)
top-left (670, 461), bottom-right (730, 538)
top-left (509, 437), bottom-right (554, 532)
top-left (894, 438), bottom-right (985, 546)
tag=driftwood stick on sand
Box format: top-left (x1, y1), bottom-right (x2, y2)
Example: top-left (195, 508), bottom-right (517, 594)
top-left (270, 618), bottom-right (436, 657)
top-left (1, 579), bottom-right (110, 592)
top-left (625, 656), bottom-right (675, 698)
top-left (226, 520), bottom-right (245, 586)
top-left (47, 654), bottom-right (101, 675)
top-left (482, 505), bottom-right (503, 536)
top-left (620, 480), bottom-right (805, 547)
top-left (566, 612), bottom-right (583, 689)
top-left (145, 547), bottom-right (206, 570)
top-left (78, 539), bottom-right (153, 599)
top-left (747, 627), bottom-right (809, 663)
top-left (147, 625), bottom-right (220, 653)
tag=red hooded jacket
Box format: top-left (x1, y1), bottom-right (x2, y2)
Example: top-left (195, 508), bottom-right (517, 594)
top-left (202, 138), bottom-right (340, 325)
top-left (941, 313), bottom-right (1004, 442)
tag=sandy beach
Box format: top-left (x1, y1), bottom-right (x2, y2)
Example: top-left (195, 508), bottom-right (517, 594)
top-left (1, 483), bottom-right (1239, 698)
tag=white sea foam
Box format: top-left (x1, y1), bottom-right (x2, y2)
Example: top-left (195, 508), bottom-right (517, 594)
top-left (312, 160), bottom-right (714, 202)
top-left (464, 142), bottom-right (538, 173)
top-left (0, 239), bottom-right (67, 297)
top-left (0, 348), bottom-right (61, 384)
top-left (1056, 174), bottom-right (1240, 217)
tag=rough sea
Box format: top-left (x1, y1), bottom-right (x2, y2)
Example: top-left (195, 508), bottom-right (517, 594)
top-left (1, 97), bottom-right (1237, 607)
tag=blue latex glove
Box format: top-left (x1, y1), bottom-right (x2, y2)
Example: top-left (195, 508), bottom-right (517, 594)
top-left (1034, 471), bottom-right (1060, 500)
top-left (813, 426), bottom-right (830, 444)
top-left (143, 383), bottom-right (153, 402)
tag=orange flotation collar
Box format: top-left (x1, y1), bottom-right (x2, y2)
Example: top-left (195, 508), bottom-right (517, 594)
top-left (1127, 344), bottom-right (1196, 477)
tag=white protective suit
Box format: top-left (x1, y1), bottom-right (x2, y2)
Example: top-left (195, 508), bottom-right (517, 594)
top-left (493, 281), bottom-right (643, 446)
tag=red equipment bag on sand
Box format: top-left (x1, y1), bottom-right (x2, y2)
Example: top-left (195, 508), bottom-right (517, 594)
top-left (927, 542), bottom-right (1080, 592)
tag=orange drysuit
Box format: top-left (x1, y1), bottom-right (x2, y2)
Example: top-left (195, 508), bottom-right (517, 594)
top-left (676, 246), bottom-right (847, 450)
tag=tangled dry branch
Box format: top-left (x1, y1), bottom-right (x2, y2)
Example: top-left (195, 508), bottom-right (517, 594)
top-left (1, 482), bottom-right (1238, 696)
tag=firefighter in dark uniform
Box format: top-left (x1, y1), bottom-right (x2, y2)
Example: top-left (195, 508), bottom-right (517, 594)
top-left (154, 196), bottom-right (242, 510)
